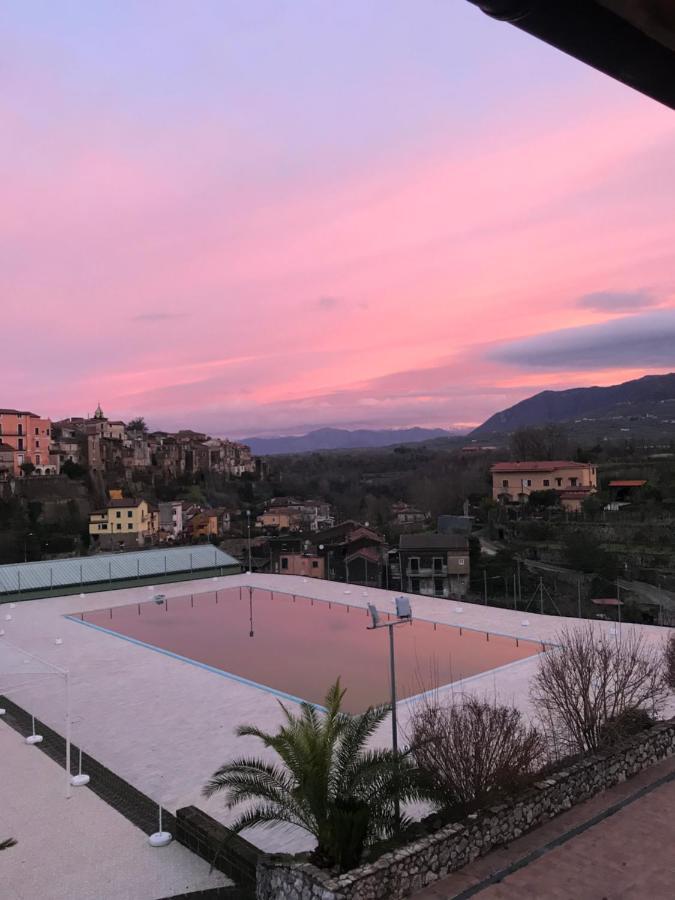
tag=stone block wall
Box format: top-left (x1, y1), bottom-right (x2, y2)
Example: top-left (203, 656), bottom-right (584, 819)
top-left (256, 719), bottom-right (675, 900)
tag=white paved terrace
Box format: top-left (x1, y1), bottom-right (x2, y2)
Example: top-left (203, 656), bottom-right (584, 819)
top-left (0, 573), bottom-right (671, 856)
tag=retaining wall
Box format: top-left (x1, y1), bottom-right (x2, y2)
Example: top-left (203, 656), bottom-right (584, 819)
top-left (256, 719), bottom-right (675, 900)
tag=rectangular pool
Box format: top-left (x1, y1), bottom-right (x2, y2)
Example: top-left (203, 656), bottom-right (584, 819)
top-left (70, 587), bottom-right (542, 713)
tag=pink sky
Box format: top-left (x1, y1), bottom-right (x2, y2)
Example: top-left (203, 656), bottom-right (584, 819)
top-left (3, 3), bottom-right (675, 436)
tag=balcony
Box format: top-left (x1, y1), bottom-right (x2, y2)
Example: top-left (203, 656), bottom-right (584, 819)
top-left (407, 564), bottom-right (447, 576)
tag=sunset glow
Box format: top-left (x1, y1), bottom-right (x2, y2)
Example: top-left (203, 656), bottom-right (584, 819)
top-left (3, 1), bottom-right (674, 435)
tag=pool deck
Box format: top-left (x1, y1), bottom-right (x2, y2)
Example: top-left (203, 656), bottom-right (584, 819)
top-left (1, 573), bottom-right (672, 856)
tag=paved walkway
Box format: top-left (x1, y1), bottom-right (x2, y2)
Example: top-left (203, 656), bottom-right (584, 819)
top-left (414, 756), bottom-right (675, 900)
top-left (0, 721), bottom-right (232, 900)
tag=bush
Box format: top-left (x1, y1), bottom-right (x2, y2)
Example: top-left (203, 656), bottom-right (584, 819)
top-left (410, 696), bottom-right (545, 808)
top-left (665, 634), bottom-right (675, 691)
top-left (532, 624), bottom-right (667, 755)
top-left (598, 707), bottom-right (654, 748)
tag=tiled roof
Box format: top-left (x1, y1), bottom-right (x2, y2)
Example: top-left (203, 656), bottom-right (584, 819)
top-left (609, 480), bottom-right (647, 487)
top-left (106, 498), bottom-right (144, 508)
top-left (491, 461), bottom-right (591, 473)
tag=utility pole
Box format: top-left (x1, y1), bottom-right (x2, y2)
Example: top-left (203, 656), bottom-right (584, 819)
top-left (577, 577), bottom-right (582, 619)
top-left (483, 569), bottom-right (488, 605)
top-left (513, 573), bottom-right (517, 610)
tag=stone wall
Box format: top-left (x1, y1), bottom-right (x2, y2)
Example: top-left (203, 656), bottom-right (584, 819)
top-left (256, 719), bottom-right (675, 900)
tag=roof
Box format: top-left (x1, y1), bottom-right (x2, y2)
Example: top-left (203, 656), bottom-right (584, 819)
top-left (399, 532), bottom-right (468, 551)
top-left (0, 546), bottom-right (240, 596)
top-left (609, 480), bottom-right (647, 487)
top-left (106, 498), bottom-right (144, 508)
top-left (491, 461), bottom-right (591, 473)
top-left (0, 442), bottom-right (15, 452)
top-left (346, 546), bottom-right (381, 563)
top-left (0, 409), bottom-right (39, 417)
top-left (467, 1), bottom-right (675, 111)
top-left (591, 598), bottom-right (623, 607)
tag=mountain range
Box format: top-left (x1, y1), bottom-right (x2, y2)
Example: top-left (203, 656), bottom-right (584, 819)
top-left (243, 426), bottom-right (460, 455)
top-left (471, 372), bottom-right (675, 436)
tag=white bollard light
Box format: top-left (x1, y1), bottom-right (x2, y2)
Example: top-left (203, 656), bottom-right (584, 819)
top-left (26, 715), bottom-right (43, 744)
top-left (148, 805), bottom-right (172, 847)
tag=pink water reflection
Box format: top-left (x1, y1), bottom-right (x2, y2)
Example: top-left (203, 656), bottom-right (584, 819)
top-left (76, 588), bottom-right (541, 713)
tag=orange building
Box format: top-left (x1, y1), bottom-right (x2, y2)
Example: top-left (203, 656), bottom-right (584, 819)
top-left (490, 460), bottom-right (597, 508)
top-left (0, 409), bottom-right (59, 476)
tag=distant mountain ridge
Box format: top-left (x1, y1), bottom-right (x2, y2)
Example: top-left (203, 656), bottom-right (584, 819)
top-left (471, 373), bottom-right (675, 436)
top-left (243, 426), bottom-right (461, 455)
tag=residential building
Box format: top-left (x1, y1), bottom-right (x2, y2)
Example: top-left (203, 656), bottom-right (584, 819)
top-left (391, 501), bottom-right (428, 526)
top-left (278, 553), bottom-right (325, 578)
top-left (313, 520), bottom-right (387, 587)
top-left (158, 501), bottom-right (184, 540)
top-left (257, 506), bottom-right (304, 531)
top-left (398, 532), bottom-right (470, 599)
top-left (262, 497), bottom-right (334, 532)
top-left (84, 405), bottom-right (126, 441)
top-left (89, 498), bottom-right (158, 548)
top-left (186, 508), bottom-right (232, 539)
top-left (0, 408), bottom-right (60, 476)
top-left (491, 461), bottom-right (597, 503)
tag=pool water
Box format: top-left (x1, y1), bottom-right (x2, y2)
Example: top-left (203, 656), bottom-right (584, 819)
top-left (71, 587), bottom-right (542, 713)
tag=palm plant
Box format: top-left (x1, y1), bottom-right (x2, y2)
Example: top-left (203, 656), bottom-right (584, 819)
top-left (204, 679), bottom-right (424, 871)
top-left (0, 838), bottom-right (17, 851)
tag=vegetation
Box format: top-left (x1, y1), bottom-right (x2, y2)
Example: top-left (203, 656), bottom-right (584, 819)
top-left (665, 634), bottom-right (675, 690)
top-left (127, 417), bottom-right (148, 433)
top-left (204, 680), bottom-right (426, 871)
top-left (410, 696), bottom-right (545, 808)
top-left (0, 838), bottom-right (17, 850)
top-left (531, 624), bottom-right (668, 755)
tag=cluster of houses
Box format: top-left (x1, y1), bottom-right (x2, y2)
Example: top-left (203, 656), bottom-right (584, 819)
top-left (0, 405), bottom-right (257, 482)
top-left (88, 491), bottom-right (236, 550)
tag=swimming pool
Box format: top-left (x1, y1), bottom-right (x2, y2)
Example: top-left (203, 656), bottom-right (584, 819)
top-left (68, 587), bottom-right (543, 713)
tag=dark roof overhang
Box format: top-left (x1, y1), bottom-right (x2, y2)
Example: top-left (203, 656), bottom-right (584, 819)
top-left (467, 0), bottom-right (675, 110)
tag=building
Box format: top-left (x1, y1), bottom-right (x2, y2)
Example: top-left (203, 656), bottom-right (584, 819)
top-left (0, 408), bottom-right (60, 476)
top-left (398, 532), bottom-right (470, 599)
top-left (257, 506), bottom-right (303, 532)
top-left (313, 520), bottom-right (387, 586)
top-left (261, 497), bottom-right (334, 532)
top-left (89, 498), bottom-right (158, 548)
top-left (158, 501), bottom-right (184, 540)
top-left (391, 501), bottom-right (428, 526)
top-left (491, 461), bottom-right (597, 504)
top-left (278, 552), bottom-right (325, 578)
top-left (186, 508), bottom-right (231, 539)
top-left (85, 405), bottom-right (126, 441)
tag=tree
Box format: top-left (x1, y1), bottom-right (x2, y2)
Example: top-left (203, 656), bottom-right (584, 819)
top-left (61, 459), bottom-right (87, 479)
top-left (410, 697), bottom-right (544, 807)
top-left (528, 489), bottom-right (560, 508)
top-left (511, 425), bottom-right (569, 461)
top-left (203, 680), bottom-right (425, 871)
top-left (665, 634), bottom-right (675, 691)
top-left (127, 417), bottom-right (147, 433)
top-left (531, 624), bottom-right (668, 755)
top-left (20, 462), bottom-right (35, 476)
top-left (562, 530), bottom-right (618, 581)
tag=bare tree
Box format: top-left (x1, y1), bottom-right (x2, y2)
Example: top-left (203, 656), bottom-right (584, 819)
top-left (410, 696), bottom-right (545, 808)
top-left (531, 624), bottom-right (668, 755)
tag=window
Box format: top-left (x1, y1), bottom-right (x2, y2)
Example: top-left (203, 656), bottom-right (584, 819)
top-left (127, 510), bottom-right (133, 518)
top-left (570, 477), bottom-right (578, 486)
top-left (128, 523), bottom-right (133, 530)
top-left (116, 524), bottom-right (122, 530)
top-left (458, 557), bottom-right (465, 566)
top-left (35, 427), bottom-right (39, 435)
top-left (311, 560), bottom-right (318, 569)
top-left (35, 440), bottom-right (40, 448)
top-left (17, 438), bottom-right (23, 450)
top-left (409, 557), bottom-right (420, 572)
top-left (17, 424), bottom-right (23, 435)
top-left (410, 577), bottom-right (420, 593)
top-left (281, 557), bottom-right (288, 570)
top-left (543, 479), bottom-right (550, 487)
top-left (525, 479), bottom-right (532, 487)
top-left (555, 478), bottom-right (562, 487)
top-left (433, 556), bottom-right (443, 572)
top-left (502, 479), bottom-right (509, 488)
top-left (434, 577), bottom-right (444, 596)
top-left (99, 523), bottom-right (107, 530)
top-left (35, 455), bottom-right (40, 464)
top-left (116, 511), bottom-right (121, 518)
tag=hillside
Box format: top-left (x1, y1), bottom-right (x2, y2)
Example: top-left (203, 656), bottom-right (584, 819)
top-left (472, 373), bottom-right (675, 437)
top-left (243, 426), bottom-right (460, 455)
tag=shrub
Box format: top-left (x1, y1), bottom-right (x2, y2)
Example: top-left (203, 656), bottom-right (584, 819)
top-left (665, 634), bottom-right (675, 691)
top-left (532, 624), bottom-right (667, 755)
top-left (410, 696), bottom-right (545, 808)
top-left (598, 707), bottom-right (654, 748)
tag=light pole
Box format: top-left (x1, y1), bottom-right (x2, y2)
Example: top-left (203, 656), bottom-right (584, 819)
top-left (246, 510), bottom-right (252, 574)
top-left (367, 596), bottom-right (412, 831)
top-left (24, 532), bottom-right (33, 563)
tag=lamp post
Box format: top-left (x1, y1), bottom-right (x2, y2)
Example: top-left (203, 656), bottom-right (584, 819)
top-left (24, 532), bottom-right (33, 563)
top-left (367, 596), bottom-right (412, 830)
top-left (246, 510), bottom-right (252, 574)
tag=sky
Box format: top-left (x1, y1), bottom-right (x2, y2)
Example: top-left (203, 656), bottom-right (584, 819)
top-left (3, 1), bottom-right (675, 437)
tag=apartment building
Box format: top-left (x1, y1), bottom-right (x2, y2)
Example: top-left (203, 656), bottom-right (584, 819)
top-left (0, 408), bottom-right (60, 476)
top-left (398, 532), bottom-right (470, 599)
top-left (89, 498), bottom-right (158, 548)
top-left (491, 460), bottom-right (597, 505)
